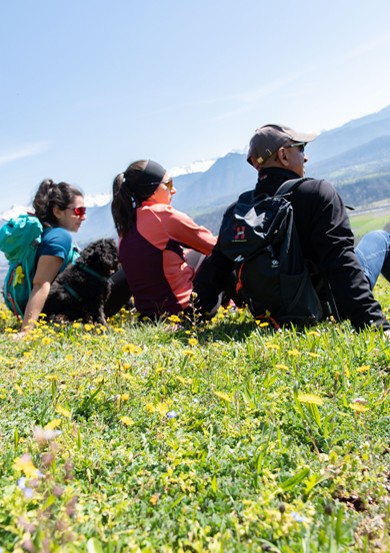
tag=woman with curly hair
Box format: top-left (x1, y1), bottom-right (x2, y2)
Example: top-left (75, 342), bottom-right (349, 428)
top-left (20, 178), bottom-right (86, 334)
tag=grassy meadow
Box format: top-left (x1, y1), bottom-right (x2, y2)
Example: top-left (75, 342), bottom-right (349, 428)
top-left (0, 281), bottom-right (389, 552)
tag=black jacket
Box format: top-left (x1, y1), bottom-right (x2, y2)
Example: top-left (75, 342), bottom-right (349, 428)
top-left (195, 167), bottom-right (389, 331)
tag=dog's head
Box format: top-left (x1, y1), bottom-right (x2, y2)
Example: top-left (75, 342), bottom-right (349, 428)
top-left (78, 239), bottom-right (119, 276)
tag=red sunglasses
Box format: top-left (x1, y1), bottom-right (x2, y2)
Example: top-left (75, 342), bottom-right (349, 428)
top-left (68, 206), bottom-right (87, 217)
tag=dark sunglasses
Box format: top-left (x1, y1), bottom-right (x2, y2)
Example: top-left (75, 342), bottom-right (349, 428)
top-left (163, 178), bottom-right (174, 191)
top-left (68, 206), bottom-right (87, 217)
top-left (284, 142), bottom-right (306, 153)
top-left (151, 178), bottom-right (174, 191)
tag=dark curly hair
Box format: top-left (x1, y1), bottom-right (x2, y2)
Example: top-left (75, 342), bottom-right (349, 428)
top-left (32, 179), bottom-right (84, 227)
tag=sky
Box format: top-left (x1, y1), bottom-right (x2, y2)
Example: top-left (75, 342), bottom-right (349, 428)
top-left (1, 0), bottom-right (390, 212)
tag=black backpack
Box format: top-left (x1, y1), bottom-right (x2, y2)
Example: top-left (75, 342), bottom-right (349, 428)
top-left (218, 178), bottom-right (322, 327)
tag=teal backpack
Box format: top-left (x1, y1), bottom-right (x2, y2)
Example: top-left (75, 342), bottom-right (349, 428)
top-left (0, 214), bottom-right (79, 318)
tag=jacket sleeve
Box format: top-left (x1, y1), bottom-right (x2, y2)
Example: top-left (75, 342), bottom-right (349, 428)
top-left (165, 206), bottom-right (217, 255)
top-left (300, 180), bottom-right (389, 331)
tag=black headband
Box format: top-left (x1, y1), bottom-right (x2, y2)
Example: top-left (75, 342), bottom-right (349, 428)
top-left (124, 160), bottom-right (166, 200)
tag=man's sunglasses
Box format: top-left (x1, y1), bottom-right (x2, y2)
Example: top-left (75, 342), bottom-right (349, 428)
top-left (68, 206), bottom-right (87, 217)
top-left (284, 142), bottom-right (306, 153)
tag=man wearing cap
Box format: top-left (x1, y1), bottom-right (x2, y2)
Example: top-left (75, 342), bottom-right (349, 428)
top-left (196, 124), bottom-right (390, 334)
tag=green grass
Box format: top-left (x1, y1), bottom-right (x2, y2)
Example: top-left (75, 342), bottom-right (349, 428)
top-left (0, 281), bottom-right (389, 552)
top-left (349, 209), bottom-right (390, 238)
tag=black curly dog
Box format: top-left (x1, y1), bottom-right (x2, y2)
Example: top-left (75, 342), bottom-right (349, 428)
top-left (43, 239), bottom-right (119, 324)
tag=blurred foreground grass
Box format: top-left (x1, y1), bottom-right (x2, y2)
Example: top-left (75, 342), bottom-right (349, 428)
top-left (0, 280), bottom-right (389, 552)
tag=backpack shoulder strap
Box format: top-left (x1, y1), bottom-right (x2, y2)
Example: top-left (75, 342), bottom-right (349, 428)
top-left (274, 177), bottom-right (310, 197)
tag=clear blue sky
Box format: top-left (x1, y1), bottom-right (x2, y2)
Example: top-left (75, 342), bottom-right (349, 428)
top-left (1, 0), bottom-right (390, 211)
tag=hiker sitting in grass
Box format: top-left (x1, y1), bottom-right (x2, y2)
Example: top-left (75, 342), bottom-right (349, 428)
top-left (195, 124), bottom-right (390, 335)
top-left (111, 159), bottom-right (225, 319)
top-left (6, 179), bottom-right (86, 336)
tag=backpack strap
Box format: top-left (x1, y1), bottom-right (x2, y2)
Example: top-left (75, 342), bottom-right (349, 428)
top-left (274, 177), bottom-right (310, 197)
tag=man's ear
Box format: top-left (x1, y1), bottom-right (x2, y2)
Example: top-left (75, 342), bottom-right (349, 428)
top-left (276, 147), bottom-right (289, 167)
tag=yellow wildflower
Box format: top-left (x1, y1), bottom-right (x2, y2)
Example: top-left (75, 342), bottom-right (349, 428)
top-left (122, 343), bottom-right (142, 354)
top-left (44, 419), bottom-right (62, 430)
top-left (155, 402), bottom-right (169, 416)
top-left (120, 393), bottom-right (129, 401)
top-left (120, 416), bottom-right (134, 426)
top-left (55, 405), bottom-right (71, 418)
top-left (188, 337), bottom-right (198, 347)
top-left (182, 349), bottom-right (195, 357)
top-left (297, 393), bottom-right (324, 406)
top-left (288, 349), bottom-right (301, 357)
top-left (265, 344), bottom-right (280, 350)
top-left (15, 384), bottom-right (23, 395)
top-left (356, 365), bottom-right (370, 373)
top-left (214, 391), bottom-right (232, 402)
top-left (13, 454), bottom-right (38, 477)
top-left (168, 314), bottom-right (181, 324)
top-left (349, 403), bottom-right (369, 413)
top-left (72, 322), bottom-right (81, 329)
top-left (176, 376), bottom-right (193, 385)
top-left (275, 364), bottom-right (289, 371)
top-left (41, 337), bottom-right (52, 345)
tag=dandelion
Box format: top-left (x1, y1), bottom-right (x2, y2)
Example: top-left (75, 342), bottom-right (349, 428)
top-left (46, 375), bottom-right (58, 381)
top-left (55, 405), bottom-right (71, 418)
top-left (122, 343), bottom-right (142, 354)
top-left (307, 352), bottom-right (321, 358)
top-left (72, 322), bottom-right (81, 329)
top-left (214, 391), bottom-right (232, 402)
top-left (122, 363), bottom-right (131, 370)
top-left (65, 354), bottom-right (73, 362)
top-left (275, 363), bottom-right (289, 371)
top-left (265, 343), bottom-right (280, 350)
top-left (120, 416), bottom-right (134, 426)
top-left (182, 349), bottom-right (196, 357)
top-left (120, 393), bottom-right (129, 401)
top-left (176, 376), bottom-right (192, 385)
top-left (288, 349), bottom-right (301, 357)
top-left (44, 419), bottom-right (62, 430)
top-left (145, 403), bottom-right (156, 413)
top-left (150, 493), bottom-right (160, 505)
top-left (41, 337), bottom-right (52, 345)
top-left (297, 393), bottom-right (324, 406)
top-left (255, 321), bottom-right (269, 327)
top-left (168, 314), bottom-right (181, 324)
top-left (13, 454), bottom-right (39, 478)
top-left (356, 365), bottom-right (370, 373)
top-left (155, 402), bottom-right (170, 416)
top-left (349, 404), bottom-right (369, 413)
top-left (15, 384), bottom-right (23, 395)
top-left (84, 323), bottom-right (94, 331)
top-left (188, 337), bottom-right (198, 347)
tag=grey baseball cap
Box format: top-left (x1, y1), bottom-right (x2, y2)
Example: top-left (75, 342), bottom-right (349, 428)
top-left (247, 124), bottom-right (317, 166)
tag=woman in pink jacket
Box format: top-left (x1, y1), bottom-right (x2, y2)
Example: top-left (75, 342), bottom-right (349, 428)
top-left (111, 159), bottom-right (218, 318)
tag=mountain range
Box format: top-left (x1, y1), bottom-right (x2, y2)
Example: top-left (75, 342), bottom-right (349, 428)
top-left (1, 106), bottom-right (390, 252)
